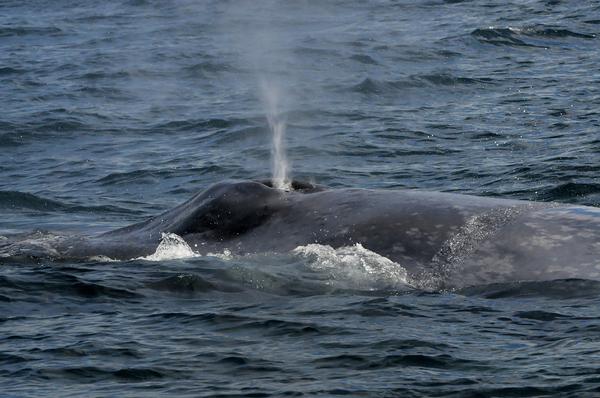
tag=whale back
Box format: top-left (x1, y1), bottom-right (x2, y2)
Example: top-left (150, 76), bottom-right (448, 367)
top-left (4, 179), bottom-right (600, 288)
top-left (105, 180), bottom-right (291, 241)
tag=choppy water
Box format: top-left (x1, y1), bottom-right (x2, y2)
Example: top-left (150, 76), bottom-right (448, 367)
top-left (2, 1), bottom-right (600, 396)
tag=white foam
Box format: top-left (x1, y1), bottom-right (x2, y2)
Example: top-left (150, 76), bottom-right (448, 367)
top-left (138, 233), bottom-right (200, 261)
top-left (88, 255), bottom-right (118, 262)
top-left (206, 248), bottom-right (233, 260)
top-left (293, 243), bottom-right (412, 291)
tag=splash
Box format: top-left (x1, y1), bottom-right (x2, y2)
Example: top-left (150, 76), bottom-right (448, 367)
top-left (88, 255), bottom-right (118, 262)
top-left (206, 248), bottom-right (233, 260)
top-left (293, 243), bottom-right (412, 291)
top-left (138, 233), bottom-right (199, 261)
top-left (260, 78), bottom-right (291, 191)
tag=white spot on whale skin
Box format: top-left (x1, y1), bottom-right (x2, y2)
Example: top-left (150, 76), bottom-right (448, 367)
top-left (293, 243), bottom-right (412, 291)
top-left (519, 233), bottom-right (573, 250)
top-left (138, 233), bottom-right (199, 261)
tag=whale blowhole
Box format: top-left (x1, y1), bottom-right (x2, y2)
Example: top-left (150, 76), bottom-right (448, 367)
top-left (258, 179), bottom-right (325, 193)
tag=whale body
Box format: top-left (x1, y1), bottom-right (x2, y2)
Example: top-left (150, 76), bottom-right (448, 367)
top-left (4, 180), bottom-right (600, 289)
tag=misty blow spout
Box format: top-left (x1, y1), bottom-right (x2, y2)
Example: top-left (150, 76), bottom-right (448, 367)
top-left (268, 113), bottom-right (290, 190)
top-left (261, 78), bottom-right (291, 191)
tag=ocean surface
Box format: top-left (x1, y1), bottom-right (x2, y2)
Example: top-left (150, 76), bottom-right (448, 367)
top-left (2, 0), bottom-right (600, 396)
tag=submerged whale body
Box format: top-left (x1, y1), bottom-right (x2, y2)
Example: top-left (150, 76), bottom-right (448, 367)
top-left (4, 179), bottom-right (600, 288)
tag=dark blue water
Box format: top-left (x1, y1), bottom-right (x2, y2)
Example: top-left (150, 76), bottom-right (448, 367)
top-left (2, 1), bottom-right (600, 396)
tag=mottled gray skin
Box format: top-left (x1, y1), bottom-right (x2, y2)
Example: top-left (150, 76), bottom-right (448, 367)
top-left (56, 180), bottom-right (600, 288)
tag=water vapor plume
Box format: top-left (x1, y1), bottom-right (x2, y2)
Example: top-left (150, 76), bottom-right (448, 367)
top-left (220, 1), bottom-right (297, 190)
top-left (260, 77), bottom-right (290, 190)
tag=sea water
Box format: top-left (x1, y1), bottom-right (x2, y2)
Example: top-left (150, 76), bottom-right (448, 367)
top-left (1, 1), bottom-right (600, 396)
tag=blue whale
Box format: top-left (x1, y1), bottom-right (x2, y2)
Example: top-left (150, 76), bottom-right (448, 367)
top-left (4, 180), bottom-right (600, 289)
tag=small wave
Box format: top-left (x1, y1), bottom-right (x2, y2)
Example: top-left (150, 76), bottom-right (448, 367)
top-left (147, 311), bottom-right (249, 324)
top-left (210, 126), bottom-right (267, 146)
top-left (95, 166), bottom-right (225, 187)
top-left (0, 117), bottom-right (88, 143)
top-left (351, 74), bottom-right (490, 94)
top-left (144, 311), bottom-right (335, 335)
top-left (293, 243), bottom-right (411, 291)
top-left (471, 25), bottom-right (595, 48)
top-left (138, 233), bottom-right (199, 261)
top-left (293, 46), bottom-right (339, 57)
top-left (34, 366), bottom-right (168, 382)
top-left (0, 26), bottom-right (62, 37)
top-left (0, 67), bottom-right (25, 76)
top-left (350, 77), bottom-right (420, 94)
top-left (77, 70), bottom-right (130, 80)
top-left (183, 61), bottom-right (237, 76)
top-left (537, 182), bottom-right (600, 202)
top-left (71, 13), bottom-right (129, 23)
top-left (460, 279), bottom-right (600, 299)
top-left (152, 118), bottom-right (238, 132)
top-left (214, 355), bottom-right (283, 373)
top-left (513, 310), bottom-right (571, 321)
top-left (31, 118), bottom-right (87, 133)
top-left (0, 353), bottom-right (27, 364)
top-left (148, 274), bottom-right (219, 293)
top-left (418, 73), bottom-right (494, 86)
top-left (349, 54), bottom-right (378, 65)
top-left (471, 27), bottom-right (541, 47)
top-left (96, 169), bottom-right (171, 185)
top-left (30, 344), bottom-right (141, 359)
top-left (77, 86), bottom-right (126, 99)
top-left (313, 353), bottom-right (479, 371)
top-left (67, 281), bottom-right (140, 299)
top-left (518, 26), bottom-right (596, 39)
top-left (45, 119), bottom-right (86, 132)
top-left (0, 132), bottom-right (21, 147)
top-left (0, 191), bottom-right (68, 212)
top-left (148, 271), bottom-right (256, 295)
top-left (0, 190), bottom-right (141, 215)
top-left (223, 317), bottom-right (338, 337)
top-left (113, 367), bottom-right (165, 381)
top-left (0, 268), bottom-right (139, 299)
